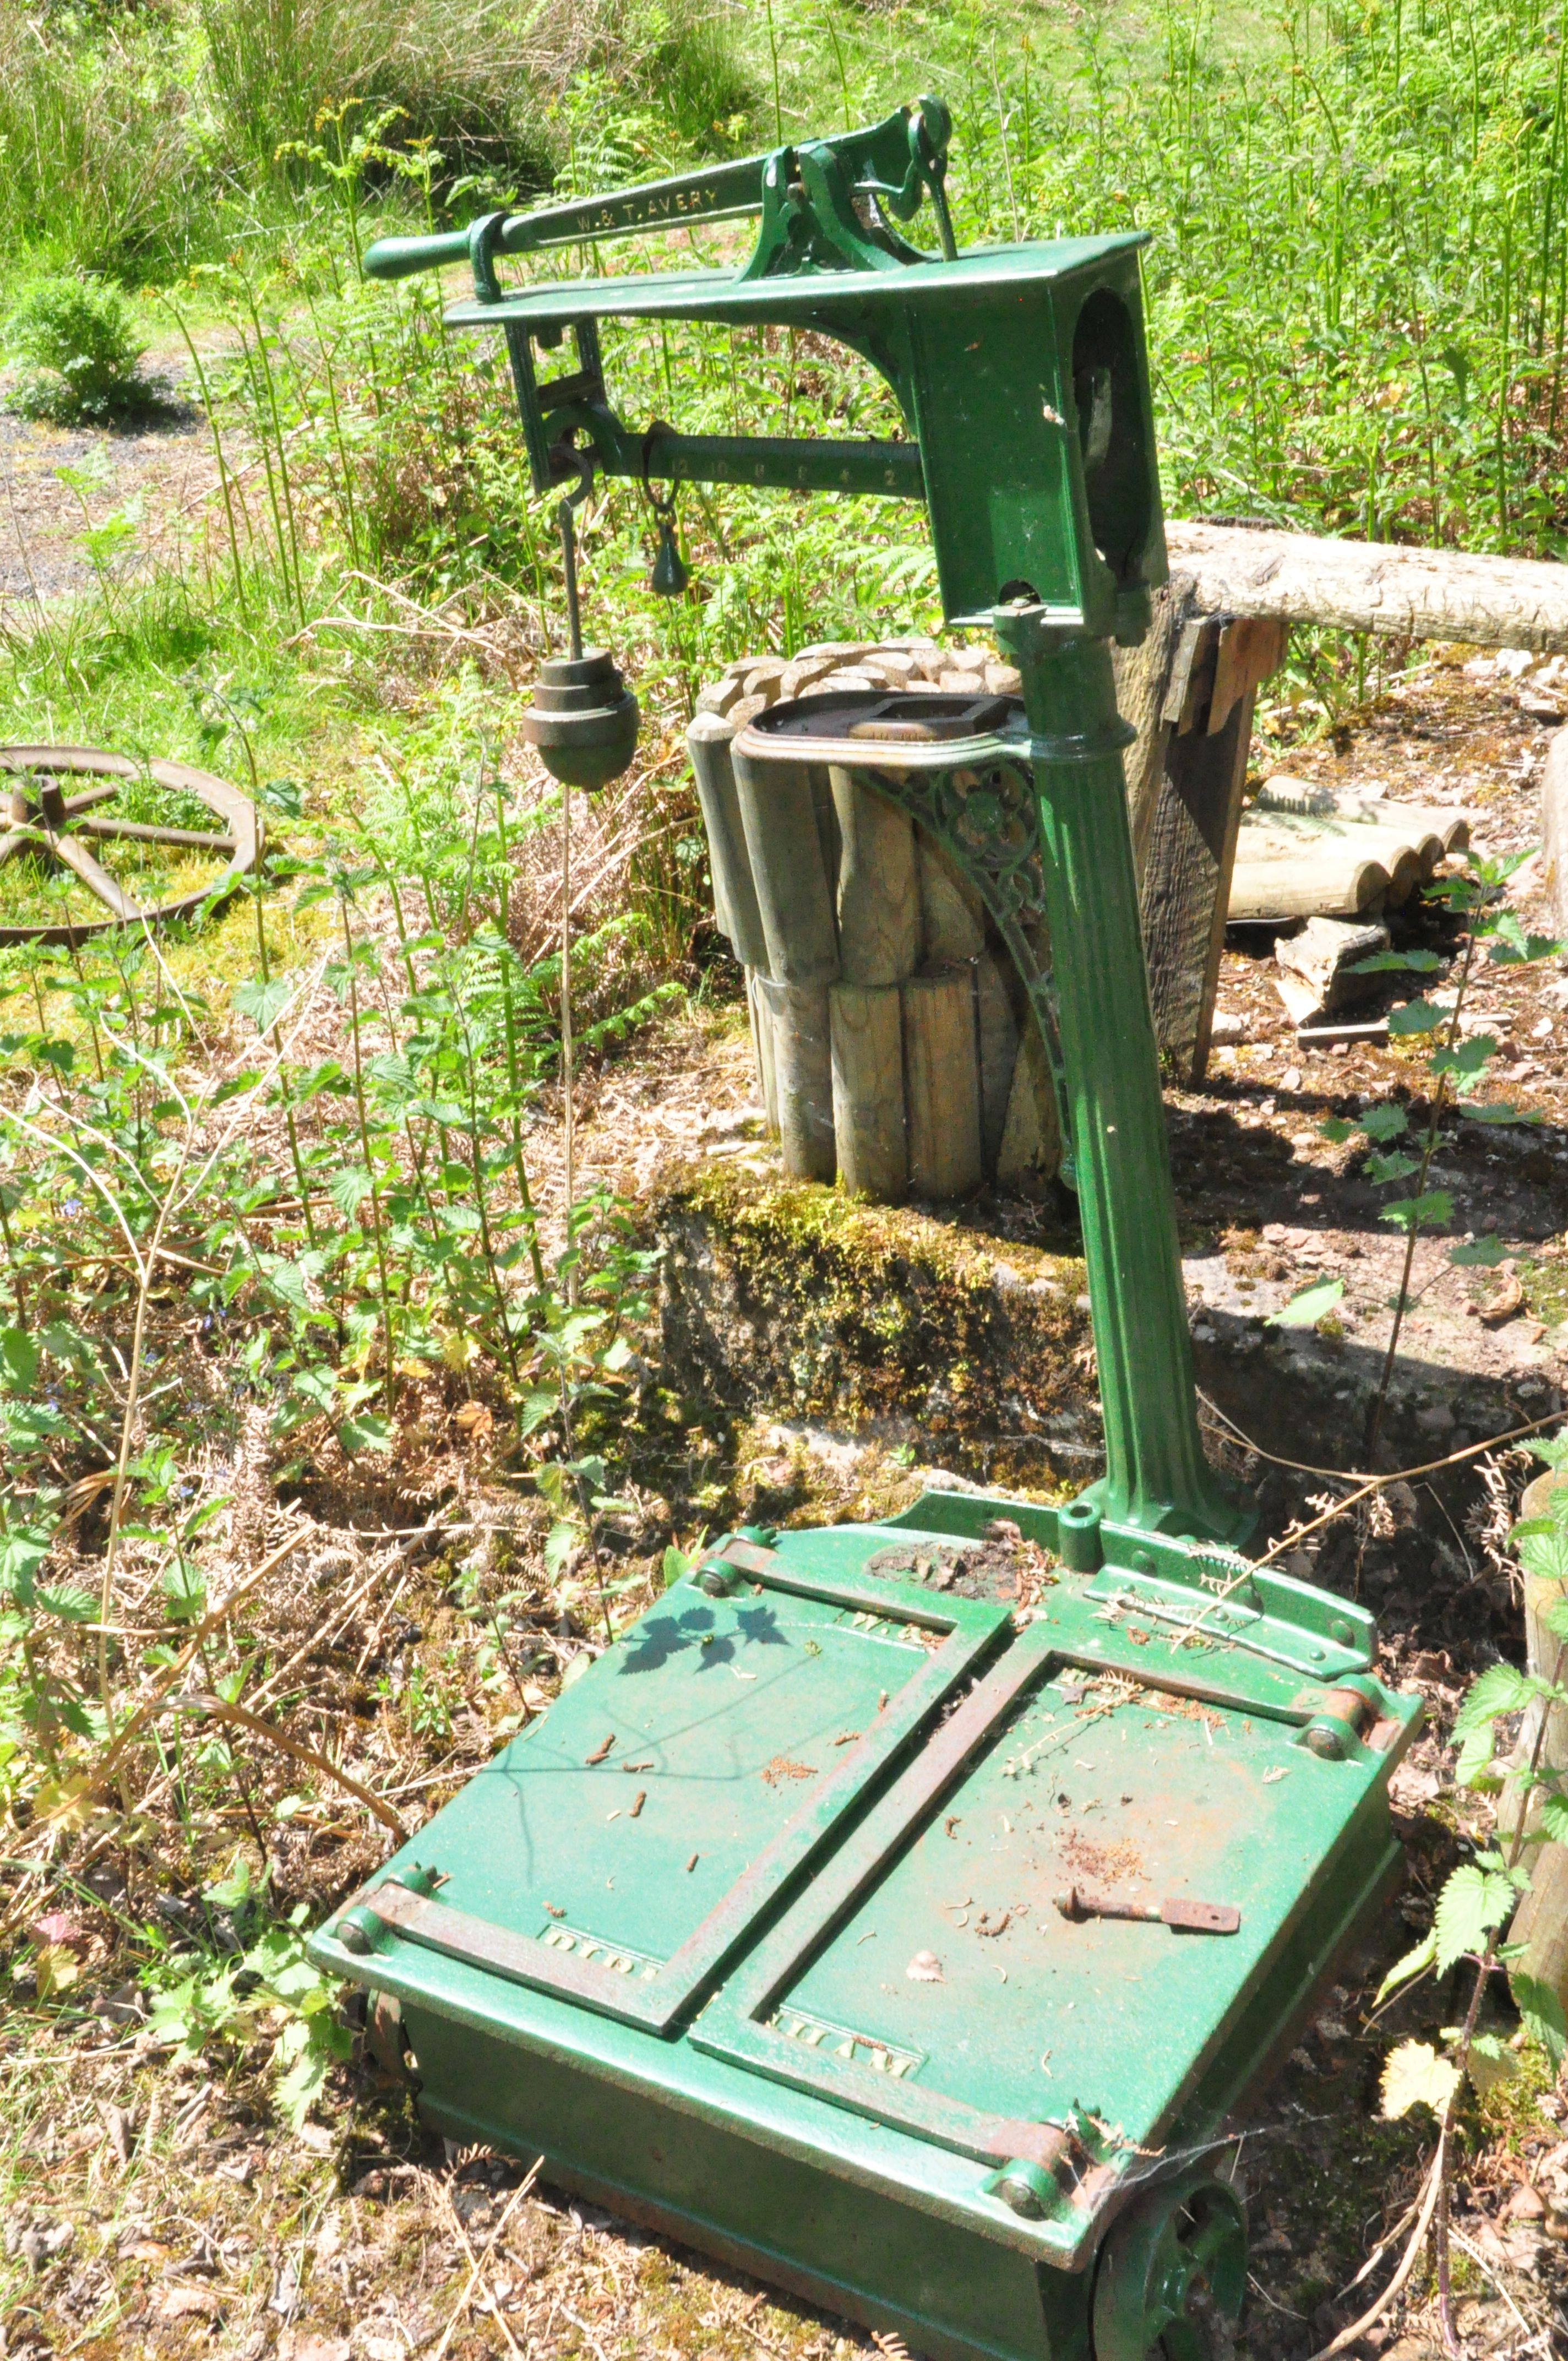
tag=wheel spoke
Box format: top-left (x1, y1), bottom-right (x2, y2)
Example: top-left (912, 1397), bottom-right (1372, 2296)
top-left (75, 817), bottom-right (237, 854)
top-left (57, 784), bottom-right (123, 819)
top-left (48, 832), bottom-right (144, 921)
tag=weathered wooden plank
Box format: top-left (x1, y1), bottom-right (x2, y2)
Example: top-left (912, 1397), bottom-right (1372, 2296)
top-left (831, 768), bottom-right (921, 986)
top-left (916, 831), bottom-right (985, 962)
top-left (901, 969), bottom-right (982, 1200)
top-left (974, 951), bottom-right (1021, 1177)
top-left (1113, 570), bottom-right (1196, 883)
top-left (756, 976), bottom-right (835, 1180)
top-left (995, 1015), bottom-right (1060, 1198)
top-left (688, 713), bottom-right (769, 973)
top-left (1137, 685), bottom-right (1257, 1081)
top-left (747, 969), bottom-right (778, 1135)
top-left (731, 747), bottom-right (840, 986)
top-left (830, 983), bottom-right (907, 1200)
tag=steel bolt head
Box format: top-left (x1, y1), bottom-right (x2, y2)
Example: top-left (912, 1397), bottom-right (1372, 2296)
top-left (1305, 1723), bottom-right (1346, 1761)
top-left (995, 2172), bottom-right (1047, 2219)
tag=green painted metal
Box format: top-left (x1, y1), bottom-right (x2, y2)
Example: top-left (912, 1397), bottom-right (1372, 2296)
top-left (361, 100), bottom-right (1164, 633)
top-left (313, 1530), bottom-right (1419, 2359)
top-left (328, 105), bottom-right (1428, 2361)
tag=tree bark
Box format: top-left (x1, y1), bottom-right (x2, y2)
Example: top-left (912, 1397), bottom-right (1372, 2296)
top-left (1166, 520), bottom-right (1568, 650)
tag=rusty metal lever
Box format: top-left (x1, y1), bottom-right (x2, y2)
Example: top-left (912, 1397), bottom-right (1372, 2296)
top-left (1054, 1886), bottom-right (1240, 1935)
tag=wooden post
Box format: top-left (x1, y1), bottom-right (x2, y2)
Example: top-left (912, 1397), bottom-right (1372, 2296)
top-left (1114, 569), bottom-right (1196, 883)
top-left (901, 968), bottom-right (982, 1199)
top-left (747, 969), bottom-right (778, 1135)
top-left (830, 983), bottom-right (907, 1199)
top-left (996, 1014), bottom-right (1060, 1197)
top-left (916, 833), bottom-right (984, 961)
top-left (974, 950), bottom-right (1021, 1176)
top-left (831, 769), bottom-right (921, 984)
top-left (756, 976), bottom-right (835, 1180)
top-left (1126, 606), bottom-right (1287, 1080)
top-left (687, 714), bottom-right (768, 973)
top-left (730, 748), bottom-right (840, 985)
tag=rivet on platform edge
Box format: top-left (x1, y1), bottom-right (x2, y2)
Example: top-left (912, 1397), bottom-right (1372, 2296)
top-left (1304, 1722), bottom-right (1347, 1761)
top-left (335, 1903), bottom-right (382, 1956)
top-left (1330, 1618), bottom-right (1354, 1644)
top-left (987, 2158), bottom-right (1055, 2219)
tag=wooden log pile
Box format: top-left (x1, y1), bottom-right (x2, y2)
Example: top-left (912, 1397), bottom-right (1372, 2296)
top-left (690, 640), bottom-right (1059, 1202)
top-left (1230, 779), bottom-right (1471, 923)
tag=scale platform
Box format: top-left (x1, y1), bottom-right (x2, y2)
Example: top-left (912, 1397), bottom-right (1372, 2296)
top-left (313, 1489), bottom-right (1419, 2361)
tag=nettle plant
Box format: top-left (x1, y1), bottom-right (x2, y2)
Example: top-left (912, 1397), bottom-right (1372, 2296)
top-left (1376, 1430), bottom-right (1568, 2125)
top-left (1278, 850), bottom-right (1564, 1391)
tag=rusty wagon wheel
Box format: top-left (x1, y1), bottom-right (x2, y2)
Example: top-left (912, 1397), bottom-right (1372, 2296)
top-left (0, 744), bottom-right (264, 948)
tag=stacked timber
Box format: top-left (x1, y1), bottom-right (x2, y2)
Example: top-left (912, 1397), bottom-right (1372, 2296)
top-left (689, 640), bottom-right (1058, 1204)
top-left (1228, 776), bottom-right (1471, 922)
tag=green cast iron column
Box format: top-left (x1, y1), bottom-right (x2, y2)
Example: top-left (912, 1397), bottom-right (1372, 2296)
top-left (994, 605), bottom-right (1246, 1544)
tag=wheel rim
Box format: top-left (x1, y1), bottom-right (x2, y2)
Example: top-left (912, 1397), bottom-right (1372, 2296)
top-left (1091, 2168), bottom-right (1247, 2361)
top-left (0, 745), bottom-right (262, 945)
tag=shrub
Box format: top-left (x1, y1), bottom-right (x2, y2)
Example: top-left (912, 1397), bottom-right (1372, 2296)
top-left (4, 274), bottom-right (153, 425)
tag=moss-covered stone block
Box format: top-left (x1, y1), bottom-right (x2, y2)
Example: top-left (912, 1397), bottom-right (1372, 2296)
top-left (653, 1161), bottom-right (1097, 1488)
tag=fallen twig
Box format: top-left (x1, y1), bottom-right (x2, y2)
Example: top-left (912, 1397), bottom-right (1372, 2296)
top-left (427, 2164), bottom-right (540, 2361)
top-left (94, 1523), bottom-right (313, 1788)
top-left (141, 1690), bottom-right (406, 1837)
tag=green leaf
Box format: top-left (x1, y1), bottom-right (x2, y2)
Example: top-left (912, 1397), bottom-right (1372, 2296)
top-left (1459, 1098), bottom-right (1538, 1125)
top-left (1365, 1150), bottom-right (1422, 1184)
top-left (328, 1166), bottom-right (374, 1220)
top-left (1319, 1116), bottom-right (1355, 1144)
top-left (1455, 1721), bottom-right (1499, 1788)
top-left (1349, 948), bottom-right (1445, 972)
top-left (37, 1583), bottom-right (97, 1623)
top-left (1380, 1190), bottom-right (1453, 1232)
top-left (1431, 1036), bottom-right (1498, 1079)
top-left (1450, 1235), bottom-right (1508, 1267)
top-left (1529, 1433), bottom-right (1568, 1470)
top-left (1453, 1662), bottom-right (1537, 1739)
top-left (544, 1517), bottom-right (580, 1576)
top-left (1389, 998), bottom-right (1444, 1036)
top-left (0, 1326), bottom-right (39, 1394)
top-left (1266, 1276), bottom-right (1345, 1328)
top-left (231, 976), bottom-right (291, 1037)
top-left (1519, 1525), bottom-right (1568, 1585)
top-left (0, 1521), bottom-right (53, 1606)
top-left (1381, 2038), bottom-right (1462, 2119)
top-left (518, 1389), bottom-right (558, 1439)
top-left (1512, 1972), bottom-right (1568, 2068)
top-left (162, 1558), bottom-right (206, 1623)
top-left (662, 1546), bottom-right (694, 1590)
top-left (1374, 1928), bottom-right (1436, 2006)
top-left (1433, 1862), bottom-right (1517, 1972)
top-left (1361, 1103), bottom-right (1410, 1141)
top-left (1485, 923), bottom-right (1564, 967)
top-left (338, 1411), bottom-right (391, 1456)
top-left (1464, 2030), bottom-right (1521, 2095)
top-left (1539, 1794), bottom-right (1568, 1846)
top-left (37, 1321), bottom-right (103, 1378)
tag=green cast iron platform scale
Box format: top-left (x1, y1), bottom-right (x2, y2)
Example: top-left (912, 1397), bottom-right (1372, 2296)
top-left (311, 103), bottom-right (1423, 2361)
